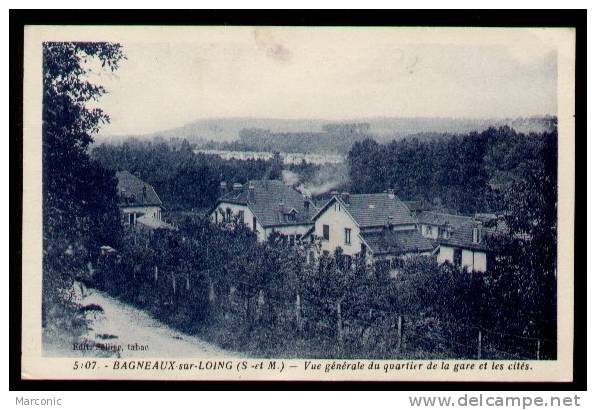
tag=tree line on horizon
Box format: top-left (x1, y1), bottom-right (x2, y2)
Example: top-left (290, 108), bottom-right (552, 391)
top-left (348, 126), bottom-right (557, 216)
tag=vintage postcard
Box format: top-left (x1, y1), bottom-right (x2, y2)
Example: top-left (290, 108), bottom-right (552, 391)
top-left (20, 24), bottom-right (576, 382)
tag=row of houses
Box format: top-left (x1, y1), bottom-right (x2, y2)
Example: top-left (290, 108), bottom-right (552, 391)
top-left (209, 180), bottom-right (507, 273)
top-left (113, 171), bottom-right (506, 273)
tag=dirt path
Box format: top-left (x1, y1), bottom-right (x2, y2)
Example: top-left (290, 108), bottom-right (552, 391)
top-left (65, 287), bottom-right (237, 358)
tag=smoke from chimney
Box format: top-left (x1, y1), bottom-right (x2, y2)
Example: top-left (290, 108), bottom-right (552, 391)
top-left (281, 164), bottom-right (349, 197)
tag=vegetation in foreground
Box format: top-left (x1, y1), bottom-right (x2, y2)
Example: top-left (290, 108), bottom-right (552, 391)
top-left (90, 216), bottom-right (555, 360)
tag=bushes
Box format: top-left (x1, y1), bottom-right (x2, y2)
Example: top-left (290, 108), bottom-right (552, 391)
top-left (92, 218), bottom-right (554, 359)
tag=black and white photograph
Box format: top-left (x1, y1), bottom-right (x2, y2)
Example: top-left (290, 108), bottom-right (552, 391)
top-left (17, 21), bottom-right (577, 382)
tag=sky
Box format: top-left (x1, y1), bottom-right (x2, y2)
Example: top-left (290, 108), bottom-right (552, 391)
top-left (85, 27), bottom-right (559, 136)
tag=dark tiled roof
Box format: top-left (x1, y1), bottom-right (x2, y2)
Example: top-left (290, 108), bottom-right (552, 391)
top-left (438, 220), bottom-right (508, 251)
top-left (315, 193), bottom-right (415, 228)
top-left (417, 211), bottom-right (473, 227)
top-left (217, 180), bottom-right (316, 228)
top-left (116, 171), bottom-right (163, 207)
top-left (361, 229), bottom-right (434, 256)
top-left (403, 200), bottom-right (431, 213)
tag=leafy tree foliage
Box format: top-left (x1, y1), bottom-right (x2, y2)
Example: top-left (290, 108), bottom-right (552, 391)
top-left (42, 42), bottom-right (125, 327)
top-left (348, 126), bottom-right (555, 215)
top-left (483, 130), bottom-right (558, 349)
top-left (91, 140), bottom-right (283, 210)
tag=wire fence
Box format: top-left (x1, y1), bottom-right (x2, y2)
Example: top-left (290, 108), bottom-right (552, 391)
top-left (92, 256), bottom-right (556, 360)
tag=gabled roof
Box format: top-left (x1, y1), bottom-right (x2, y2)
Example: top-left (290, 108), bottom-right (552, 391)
top-left (116, 171), bottom-right (163, 207)
top-left (313, 193), bottom-right (415, 228)
top-left (215, 180), bottom-right (316, 228)
top-left (417, 211), bottom-right (473, 228)
top-left (361, 229), bottom-right (434, 256)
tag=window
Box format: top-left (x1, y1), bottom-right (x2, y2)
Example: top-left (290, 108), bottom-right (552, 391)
top-left (425, 225), bottom-right (433, 235)
top-left (344, 228), bottom-right (352, 245)
top-left (225, 208), bottom-right (232, 222)
top-left (238, 210), bottom-right (245, 224)
top-left (454, 248), bottom-right (462, 267)
top-left (323, 224), bottom-right (330, 240)
top-left (361, 243), bottom-right (367, 257)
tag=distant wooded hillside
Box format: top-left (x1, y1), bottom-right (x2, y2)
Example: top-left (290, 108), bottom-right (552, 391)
top-left (95, 116), bottom-right (557, 153)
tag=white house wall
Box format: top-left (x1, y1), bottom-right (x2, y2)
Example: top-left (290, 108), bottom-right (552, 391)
top-left (437, 245), bottom-right (455, 264)
top-left (472, 250), bottom-right (487, 272)
top-left (462, 249), bottom-right (487, 272)
top-left (211, 202), bottom-right (266, 241)
top-left (420, 224), bottom-right (439, 239)
top-left (439, 245), bottom-right (487, 272)
top-left (462, 249), bottom-right (474, 271)
top-left (121, 206), bottom-right (162, 220)
top-left (315, 201), bottom-right (361, 256)
top-left (266, 224), bottom-right (313, 238)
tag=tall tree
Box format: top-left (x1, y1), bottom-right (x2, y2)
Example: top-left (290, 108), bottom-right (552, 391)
top-left (42, 42), bottom-right (125, 325)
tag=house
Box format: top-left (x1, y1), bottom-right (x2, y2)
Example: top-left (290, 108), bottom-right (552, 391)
top-left (416, 211), bottom-right (474, 243)
top-left (306, 190), bottom-right (434, 267)
top-left (210, 180), bottom-right (316, 243)
top-left (116, 171), bottom-right (170, 230)
top-left (436, 217), bottom-right (506, 273)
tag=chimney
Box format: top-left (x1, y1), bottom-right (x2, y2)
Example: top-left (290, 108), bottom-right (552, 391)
top-left (233, 182), bottom-right (243, 191)
top-left (385, 215), bottom-right (394, 230)
top-left (279, 200), bottom-right (285, 213)
top-left (341, 192), bottom-right (350, 205)
top-left (303, 195), bottom-right (310, 212)
top-left (330, 190), bottom-right (340, 198)
top-left (219, 181), bottom-right (228, 195)
top-left (387, 189), bottom-right (395, 199)
top-left (248, 181), bottom-right (255, 203)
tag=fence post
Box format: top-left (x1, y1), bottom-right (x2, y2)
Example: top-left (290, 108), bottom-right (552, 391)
top-left (536, 340), bottom-right (541, 360)
top-left (208, 280), bottom-right (215, 303)
top-left (477, 329), bottom-right (482, 360)
top-left (397, 315), bottom-right (403, 352)
top-left (295, 293), bottom-right (303, 333)
top-left (336, 300), bottom-right (343, 347)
